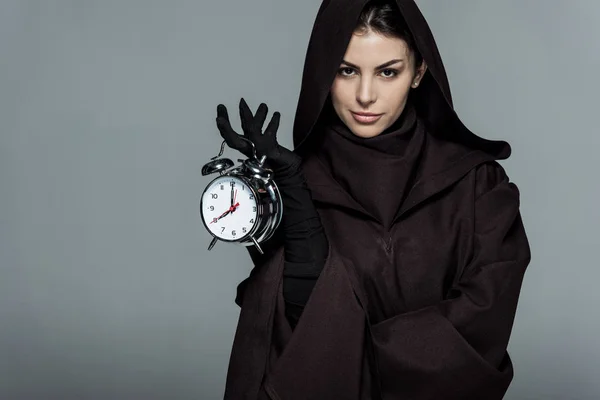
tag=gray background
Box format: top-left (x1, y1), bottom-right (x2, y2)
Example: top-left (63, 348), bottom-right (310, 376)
top-left (1, 0), bottom-right (597, 399)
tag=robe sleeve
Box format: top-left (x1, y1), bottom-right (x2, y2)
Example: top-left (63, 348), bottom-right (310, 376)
top-left (370, 164), bottom-right (531, 400)
top-left (234, 230), bottom-right (284, 308)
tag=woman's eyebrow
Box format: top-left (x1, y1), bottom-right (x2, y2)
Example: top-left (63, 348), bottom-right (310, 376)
top-left (341, 59), bottom-right (404, 70)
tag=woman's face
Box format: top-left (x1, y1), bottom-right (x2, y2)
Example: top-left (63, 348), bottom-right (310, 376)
top-left (330, 29), bottom-right (427, 138)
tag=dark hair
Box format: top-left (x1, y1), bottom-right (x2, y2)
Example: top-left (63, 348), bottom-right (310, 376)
top-left (355, 1), bottom-right (424, 70)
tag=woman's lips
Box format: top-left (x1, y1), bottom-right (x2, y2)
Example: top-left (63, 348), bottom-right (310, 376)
top-left (351, 111), bottom-right (383, 124)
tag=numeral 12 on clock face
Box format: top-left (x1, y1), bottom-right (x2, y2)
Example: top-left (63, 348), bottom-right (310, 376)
top-left (201, 176), bottom-right (258, 241)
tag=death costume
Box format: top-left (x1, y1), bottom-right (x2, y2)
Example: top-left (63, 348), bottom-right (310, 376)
top-left (221, 0), bottom-right (531, 398)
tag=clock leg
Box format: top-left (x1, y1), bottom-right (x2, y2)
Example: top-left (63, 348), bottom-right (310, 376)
top-left (250, 236), bottom-right (264, 255)
top-left (208, 236), bottom-right (218, 251)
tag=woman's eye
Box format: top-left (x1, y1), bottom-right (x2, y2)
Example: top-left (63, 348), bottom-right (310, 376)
top-left (380, 69), bottom-right (398, 78)
top-left (337, 67), bottom-right (398, 78)
top-left (338, 67), bottom-right (355, 76)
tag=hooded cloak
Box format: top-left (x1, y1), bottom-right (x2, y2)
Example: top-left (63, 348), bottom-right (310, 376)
top-left (224, 1), bottom-right (530, 399)
top-left (315, 99), bottom-right (424, 231)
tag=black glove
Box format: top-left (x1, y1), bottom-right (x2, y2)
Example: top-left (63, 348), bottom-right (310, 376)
top-left (216, 98), bottom-right (301, 178)
top-left (215, 98), bottom-right (328, 330)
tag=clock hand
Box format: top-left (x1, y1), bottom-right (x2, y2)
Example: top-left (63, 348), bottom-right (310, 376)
top-left (232, 189), bottom-right (238, 213)
top-left (210, 209), bottom-right (231, 224)
top-left (209, 201), bottom-right (240, 224)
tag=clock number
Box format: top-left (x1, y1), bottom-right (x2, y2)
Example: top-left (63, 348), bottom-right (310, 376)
top-left (249, 219), bottom-right (254, 224)
top-left (253, 206), bottom-right (257, 213)
top-left (212, 193), bottom-right (218, 199)
top-left (249, 194), bottom-right (254, 200)
top-left (212, 218), bottom-right (217, 223)
top-left (242, 227), bottom-right (247, 233)
top-left (232, 230), bottom-right (236, 237)
top-left (220, 184), bottom-right (224, 190)
top-left (221, 227), bottom-right (225, 233)
top-left (209, 206), bottom-right (214, 211)
top-left (230, 181), bottom-right (235, 187)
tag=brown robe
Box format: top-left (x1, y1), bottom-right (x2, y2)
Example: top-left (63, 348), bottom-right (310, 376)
top-left (224, 1), bottom-right (531, 399)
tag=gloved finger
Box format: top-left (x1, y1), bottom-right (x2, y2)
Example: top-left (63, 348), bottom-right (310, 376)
top-left (216, 105), bottom-right (247, 152)
top-left (264, 111), bottom-right (281, 141)
top-left (216, 103), bottom-right (230, 121)
top-left (254, 103), bottom-right (268, 132)
top-left (216, 116), bottom-right (242, 149)
top-left (239, 98), bottom-right (256, 139)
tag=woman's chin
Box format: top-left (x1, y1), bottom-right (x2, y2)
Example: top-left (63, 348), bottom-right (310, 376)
top-left (348, 124), bottom-right (383, 138)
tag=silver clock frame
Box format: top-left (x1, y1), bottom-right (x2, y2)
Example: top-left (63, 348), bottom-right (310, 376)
top-left (200, 139), bottom-right (283, 255)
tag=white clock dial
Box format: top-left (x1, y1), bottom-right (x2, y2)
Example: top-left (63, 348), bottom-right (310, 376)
top-left (201, 176), bottom-right (258, 241)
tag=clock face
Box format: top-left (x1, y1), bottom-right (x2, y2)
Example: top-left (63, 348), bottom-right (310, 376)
top-left (201, 175), bottom-right (258, 241)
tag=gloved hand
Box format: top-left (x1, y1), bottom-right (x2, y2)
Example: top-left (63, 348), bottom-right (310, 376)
top-left (215, 98), bottom-right (328, 330)
top-left (216, 97), bottom-right (301, 178)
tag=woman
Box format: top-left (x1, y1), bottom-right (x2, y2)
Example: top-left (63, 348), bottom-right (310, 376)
top-left (215, 0), bottom-right (531, 399)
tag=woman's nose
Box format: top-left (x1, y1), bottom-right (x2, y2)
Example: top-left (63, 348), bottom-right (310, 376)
top-left (356, 77), bottom-right (376, 107)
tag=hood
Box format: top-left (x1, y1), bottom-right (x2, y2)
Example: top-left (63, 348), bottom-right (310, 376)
top-left (291, 0), bottom-right (511, 160)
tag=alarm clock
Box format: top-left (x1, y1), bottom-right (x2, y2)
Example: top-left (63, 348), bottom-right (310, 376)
top-left (200, 139), bottom-right (283, 255)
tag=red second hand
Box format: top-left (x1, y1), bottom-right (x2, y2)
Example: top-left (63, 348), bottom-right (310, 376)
top-left (210, 202), bottom-right (240, 224)
top-left (210, 209), bottom-right (229, 223)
